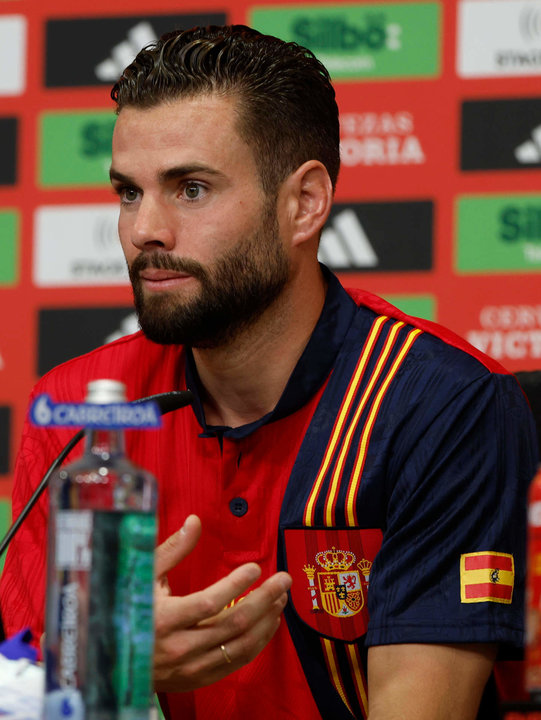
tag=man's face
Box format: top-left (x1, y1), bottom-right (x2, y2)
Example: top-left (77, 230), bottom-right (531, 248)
top-left (110, 94), bottom-right (290, 348)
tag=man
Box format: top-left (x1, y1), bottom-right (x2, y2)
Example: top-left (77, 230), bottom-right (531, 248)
top-left (0, 25), bottom-right (537, 719)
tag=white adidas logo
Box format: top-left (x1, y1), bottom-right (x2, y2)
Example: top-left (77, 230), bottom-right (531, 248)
top-left (104, 312), bottom-right (140, 344)
top-left (94, 22), bottom-right (157, 82)
top-left (515, 124), bottom-right (541, 163)
top-left (318, 209), bottom-right (378, 269)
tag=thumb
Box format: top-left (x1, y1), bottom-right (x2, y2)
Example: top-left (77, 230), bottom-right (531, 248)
top-left (154, 514), bottom-right (202, 580)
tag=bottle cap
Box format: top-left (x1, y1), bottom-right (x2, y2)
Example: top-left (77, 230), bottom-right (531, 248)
top-left (86, 379), bottom-right (127, 404)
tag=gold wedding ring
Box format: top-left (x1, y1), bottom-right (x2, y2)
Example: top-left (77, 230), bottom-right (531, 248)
top-left (220, 643), bottom-right (232, 664)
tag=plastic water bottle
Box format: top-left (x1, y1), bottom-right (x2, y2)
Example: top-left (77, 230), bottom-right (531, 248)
top-left (43, 379), bottom-right (158, 720)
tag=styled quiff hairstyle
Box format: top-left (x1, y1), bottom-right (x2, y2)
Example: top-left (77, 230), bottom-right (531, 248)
top-left (111, 24), bottom-right (340, 196)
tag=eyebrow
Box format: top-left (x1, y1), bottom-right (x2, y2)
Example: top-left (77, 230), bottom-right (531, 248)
top-left (109, 168), bottom-right (135, 186)
top-left (109, 164), bottom-right (225, 185)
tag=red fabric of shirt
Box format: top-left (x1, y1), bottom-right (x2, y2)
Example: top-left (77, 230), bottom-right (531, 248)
top-left (0, 332), bottom-right (323, 719)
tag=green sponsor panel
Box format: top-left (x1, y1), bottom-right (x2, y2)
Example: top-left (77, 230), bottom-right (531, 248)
top-left (384, 294), bottom-right (436, 321)
top-left (457, 195), bottom-right (541, 273)
top-left (0, 210), bottom-right (19, 285)
top-left (40, 110), bottom-right (116, 187)
top-left (250, 2), bottom-right (440, 80)
top-left (0, 499), bottom-right (10, 574)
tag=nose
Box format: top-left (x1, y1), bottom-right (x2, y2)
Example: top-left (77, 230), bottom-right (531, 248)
top-left (130, 196), bottom-right (175, 251)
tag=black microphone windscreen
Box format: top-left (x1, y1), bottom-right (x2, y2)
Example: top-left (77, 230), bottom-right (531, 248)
top-left (134, 390), bottom-right (193, 416)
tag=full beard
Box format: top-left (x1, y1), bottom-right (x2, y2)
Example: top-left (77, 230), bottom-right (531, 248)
top-left (128, 207), bottom-right (290, 349)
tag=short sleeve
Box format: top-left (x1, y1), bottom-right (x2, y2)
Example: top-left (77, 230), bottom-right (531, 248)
top-left (365, 371), bottom-right (538, 654)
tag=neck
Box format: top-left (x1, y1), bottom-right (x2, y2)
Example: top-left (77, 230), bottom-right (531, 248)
top-left (193, 267), bottom-right (327, 428)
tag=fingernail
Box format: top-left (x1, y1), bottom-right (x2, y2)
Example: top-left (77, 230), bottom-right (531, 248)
top-left (247, 564), bottom-right (261, 580)
top-left (280, 574), bottom-right (292, 591)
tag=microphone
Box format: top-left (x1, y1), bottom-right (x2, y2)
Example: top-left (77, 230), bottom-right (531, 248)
top-left (0, 390), bottom-right (193, 559)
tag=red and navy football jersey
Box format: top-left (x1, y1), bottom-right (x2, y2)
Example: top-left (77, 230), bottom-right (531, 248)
top-left (0, 268), bottom-right (537, 719)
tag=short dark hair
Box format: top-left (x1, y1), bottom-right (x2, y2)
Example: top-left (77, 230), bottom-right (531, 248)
top-left (111, 24), bottom-right (340, 196)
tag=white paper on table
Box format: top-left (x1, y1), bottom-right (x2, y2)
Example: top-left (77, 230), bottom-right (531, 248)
top-left (0, 654), bottom-right (44, 720)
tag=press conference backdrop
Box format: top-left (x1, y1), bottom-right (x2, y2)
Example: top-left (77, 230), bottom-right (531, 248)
top-left (1, 0), bottom-right (540, 549)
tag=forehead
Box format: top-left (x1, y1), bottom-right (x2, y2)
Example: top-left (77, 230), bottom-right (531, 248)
top-left (112, 93), bottom-right (256, 172)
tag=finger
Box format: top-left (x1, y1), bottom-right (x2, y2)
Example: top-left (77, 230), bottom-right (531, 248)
top-left (156, 574), bottom-right (291, 691)
top-left (210, 572), bottom-right (291, 639)
top-left (208, 575), bottom-right (291, 672)
top-left (154, 515), bottom-right (202, 580)
top-left (153, 572), bottom-right (292, 692)
top-left (155, 562), bottom-right (263, 633)
top-left (160, 610), bottom-right (283, 693)
top-left (214, 609), bottom-right (283, 671)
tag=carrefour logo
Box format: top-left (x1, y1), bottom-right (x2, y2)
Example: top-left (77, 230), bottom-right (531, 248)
top-left (250, 3), bottom-right (440, 80)
top-left (457, 195), bottom-right (541, 272)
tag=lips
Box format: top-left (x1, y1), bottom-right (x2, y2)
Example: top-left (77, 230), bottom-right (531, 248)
top-left (137, 268), bottom-right (195, 292)
top-left (140, 268), bottom-right (190, 282)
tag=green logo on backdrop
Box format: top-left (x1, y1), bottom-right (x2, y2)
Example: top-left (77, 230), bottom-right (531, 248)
top-left (385, 295), bottom-right (436, 321)
top-left (0, 211), bottom-right (19, 285)
top-left (250, 2), bottom-right (440, 80)
top-left (40, 111), bottom-right (116, 187)
top-left (457, 195), bottom-right (541, 273)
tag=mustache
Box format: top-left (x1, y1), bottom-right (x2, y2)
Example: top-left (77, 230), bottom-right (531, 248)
top-left (129, 251), bottom-right (208, 281)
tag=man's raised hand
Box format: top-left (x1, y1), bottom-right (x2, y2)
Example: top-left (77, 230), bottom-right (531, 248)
top-left (153, 515), bottom-right (292, 692)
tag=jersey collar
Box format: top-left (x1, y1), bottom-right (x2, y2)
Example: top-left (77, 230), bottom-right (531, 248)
top-left (185, 267), bottom-right (357, 440)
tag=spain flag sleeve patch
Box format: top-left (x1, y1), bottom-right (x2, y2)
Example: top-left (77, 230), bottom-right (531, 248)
top-left (460, 552), bottom-right (514, 604)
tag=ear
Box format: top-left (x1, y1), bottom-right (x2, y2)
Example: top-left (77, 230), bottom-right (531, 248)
top-left (281, 160), bottom-right (333, 248)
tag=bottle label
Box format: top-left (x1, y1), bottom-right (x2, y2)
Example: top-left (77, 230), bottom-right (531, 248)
top-left (52, 511), bottom-right (93, 693)
top-left (47, 511), bottom-right (155, 716)
top-left (86, 512), bottom-right (156, 714)
top-left (29, 394), bottom-right (162, 429)
top-left (59, 581), bottom-right (80, 689)
top-left (56, 510), bottom-right (93, 570)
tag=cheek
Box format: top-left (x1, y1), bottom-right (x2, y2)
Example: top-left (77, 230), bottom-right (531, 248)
top-left (117, 218), bottom-right (136, 260)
